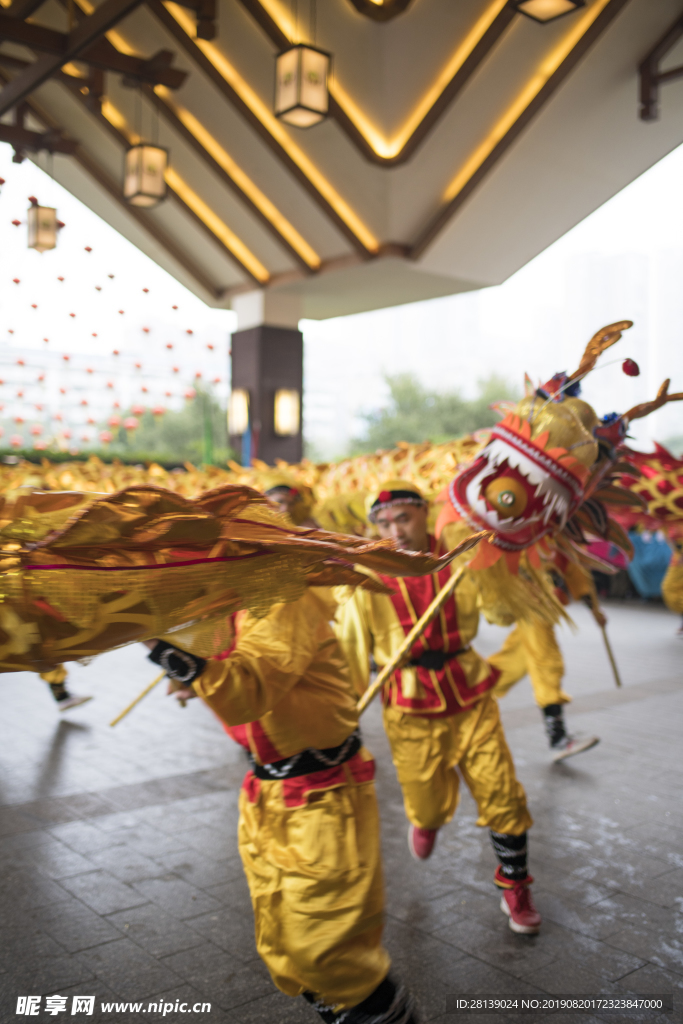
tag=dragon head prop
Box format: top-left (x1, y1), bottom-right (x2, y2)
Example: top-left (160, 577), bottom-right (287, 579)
top-left (445, 322), bottom-right (683, 567)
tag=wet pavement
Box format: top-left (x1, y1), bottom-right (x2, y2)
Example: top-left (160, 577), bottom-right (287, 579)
top-left (1, 600), bottom-right (682, 1024)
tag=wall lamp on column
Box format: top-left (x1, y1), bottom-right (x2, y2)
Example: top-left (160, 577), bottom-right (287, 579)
top-left (229, 388), bottom-right (250, 435)
top-left (513, 0), bottom-right (585, 23)
top-left (274, 389), bottom-right (300, 436)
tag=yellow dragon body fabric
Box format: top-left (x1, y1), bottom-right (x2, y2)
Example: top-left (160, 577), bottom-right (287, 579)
top-left (0, 483), bottom-right (483, 674)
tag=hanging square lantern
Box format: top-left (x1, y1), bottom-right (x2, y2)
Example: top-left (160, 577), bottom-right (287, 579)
top-left (275, 45), bottom-right (331, 128)
top-left (229, 388), bottom-right (250, 436)
top-left (274, 388), bottom-right (300, 436)
top-left (123, 144), bottom-right (168, 208)
top-left (513, 0), bottom-right (585, 22)
top-left (27, 204), bottom-right (57, 252)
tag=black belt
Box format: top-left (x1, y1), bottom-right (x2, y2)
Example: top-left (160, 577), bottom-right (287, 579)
top-left (250, 729), bottom-right (362, 781)
top-left (408, 646), bottom-right (470, 671)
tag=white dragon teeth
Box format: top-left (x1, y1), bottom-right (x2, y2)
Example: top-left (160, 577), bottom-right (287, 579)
top-left (466, 438), bottom-right (572, 531)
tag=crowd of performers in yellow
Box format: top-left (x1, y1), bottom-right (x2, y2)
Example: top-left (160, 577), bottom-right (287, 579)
top-left (1, 322), bottom-right (683, 1024)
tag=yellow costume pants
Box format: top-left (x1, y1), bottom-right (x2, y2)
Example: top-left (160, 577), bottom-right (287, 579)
top-left (383, 694), bottom-right (532, 835)
top-left (662, 563), bottom-right (683, 615)
top-left (238, 774), bottom-right (390, 1009)
top-left (489, 620), bottom-right (571, 708)
top-left (39, 665), bottom-right (68, 686)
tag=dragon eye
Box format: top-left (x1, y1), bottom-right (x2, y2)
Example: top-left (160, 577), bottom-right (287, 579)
top-left (484, 477), bottom-right (528, 519)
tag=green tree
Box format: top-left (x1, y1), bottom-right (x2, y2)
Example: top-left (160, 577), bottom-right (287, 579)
top-left (351, 373), bottom-right (518, 453)
top-left (106, 383), bottom-right (233, 465)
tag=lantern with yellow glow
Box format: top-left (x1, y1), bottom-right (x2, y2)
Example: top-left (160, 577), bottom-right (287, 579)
top-left (274, 388), bottom-right (300, 437)
top-left (275, 45), bottom-right (331, 127)
top-left (229, 388), bottom-right (249, 436)
top-left (27, 198), bottom-right (63, 253)
top-left (513, 0), bottom-right (584, 22)
top-left (123, 144), bottom-right (168, 208)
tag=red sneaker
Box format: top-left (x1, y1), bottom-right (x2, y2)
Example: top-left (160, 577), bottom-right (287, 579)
top-left (496, 871), bottom-right (541, 934)
top-left (408, 825), bottom-right (438, 860)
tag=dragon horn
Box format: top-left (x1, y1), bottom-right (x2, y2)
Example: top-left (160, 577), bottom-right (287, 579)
top-left (624, 379), bottom-right (683, 422)
top-left (568, 321), bottom-right (633, 382)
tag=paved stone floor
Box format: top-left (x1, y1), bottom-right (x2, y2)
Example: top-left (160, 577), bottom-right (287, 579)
top-left (1, 601), bottom-right (682, 1024)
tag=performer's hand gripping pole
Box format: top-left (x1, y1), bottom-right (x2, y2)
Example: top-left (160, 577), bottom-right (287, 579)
top-left (109, 671), bottom-right (166, 727)
top-left (356, 566), bottom-right (467, 715)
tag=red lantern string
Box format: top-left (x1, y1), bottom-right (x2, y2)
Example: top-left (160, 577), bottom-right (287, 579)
top-left (99, 430), bottom-right (113, 444)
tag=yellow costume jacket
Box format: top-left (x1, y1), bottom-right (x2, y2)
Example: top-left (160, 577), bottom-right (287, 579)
top-left (193, 588), bottom-right (374, 806)
top-left (336, 537), bottom-right (498, 717)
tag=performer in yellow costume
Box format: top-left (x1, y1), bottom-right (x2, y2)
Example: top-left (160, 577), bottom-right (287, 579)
top-left (147, 587), bottom-right (420, 1024)
top-left (488, 557), bottom-right (600, 762)
top-left (336, 481), bottom-right (540, 936)
top-left (38, 665), bottom-right (92, 712)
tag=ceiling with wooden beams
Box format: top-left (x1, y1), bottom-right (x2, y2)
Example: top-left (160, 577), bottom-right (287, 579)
top-left (2, 0), bottom-right (683, 318)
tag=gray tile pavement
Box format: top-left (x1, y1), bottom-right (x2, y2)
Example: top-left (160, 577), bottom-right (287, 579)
top-left (0, 601), bottom-right (682, 1023)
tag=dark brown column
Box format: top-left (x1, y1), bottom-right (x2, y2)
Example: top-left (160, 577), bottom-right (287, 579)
top-left (229, 324), bottom-right (303, 465)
